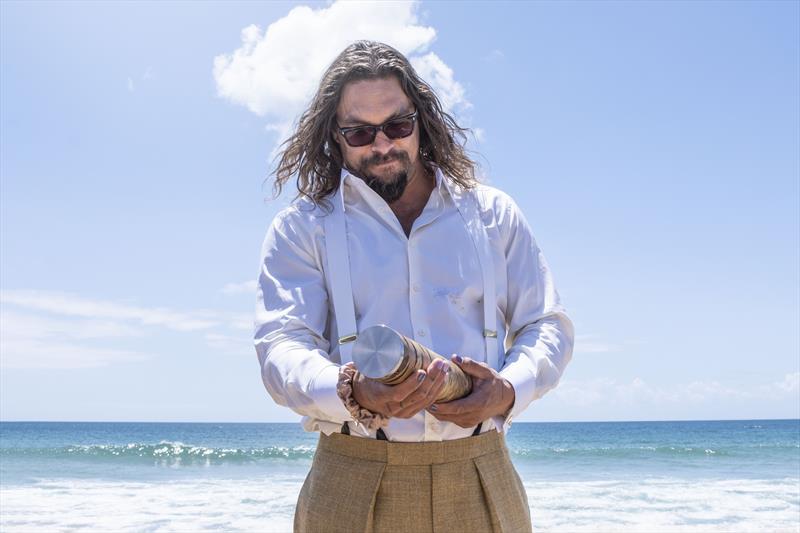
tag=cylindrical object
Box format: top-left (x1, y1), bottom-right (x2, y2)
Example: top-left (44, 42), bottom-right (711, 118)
top-left (351, 325), bottom-right (472, 402)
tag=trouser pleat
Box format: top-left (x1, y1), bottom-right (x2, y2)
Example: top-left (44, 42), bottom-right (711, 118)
top-left (294, 446), bottom-right (386, 533)
top-left (473, 450), bottom-right (532, 533)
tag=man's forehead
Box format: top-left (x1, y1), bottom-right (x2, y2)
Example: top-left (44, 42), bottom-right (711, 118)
top-left (336, 77), bottom-right (413, 124)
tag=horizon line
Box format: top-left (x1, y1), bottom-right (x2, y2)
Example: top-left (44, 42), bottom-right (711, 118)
top-left (1, 417), bottom-right (798, 425)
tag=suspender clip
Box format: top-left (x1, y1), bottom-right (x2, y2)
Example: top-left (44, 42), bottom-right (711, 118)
top-left (483, 329), bottom-right (497, 338)
top-left (338, 334), bottom-right (358, 344)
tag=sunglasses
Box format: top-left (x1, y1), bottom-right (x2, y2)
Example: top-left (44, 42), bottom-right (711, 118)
top-left (337, 111), bottom-right (418, 147)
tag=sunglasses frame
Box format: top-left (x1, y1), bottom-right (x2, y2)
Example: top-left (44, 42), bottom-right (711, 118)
top-left (337, 111), bottom-right (418, 147)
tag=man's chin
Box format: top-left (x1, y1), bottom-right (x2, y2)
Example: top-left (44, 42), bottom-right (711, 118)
top-left (364, 172), bottom-right (408, 204)
top-left (364, 167), bottom-right (403, 188)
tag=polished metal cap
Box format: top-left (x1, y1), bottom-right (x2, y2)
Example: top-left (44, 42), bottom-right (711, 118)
top-left (352, 324), bottom-right (405, 379)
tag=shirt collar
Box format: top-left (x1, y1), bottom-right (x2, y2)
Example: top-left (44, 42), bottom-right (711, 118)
top-left (338, 165), bottom-right (452, 234)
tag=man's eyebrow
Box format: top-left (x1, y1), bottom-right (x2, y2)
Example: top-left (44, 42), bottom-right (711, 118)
top-left (340, 107), bottom-right (413, 127)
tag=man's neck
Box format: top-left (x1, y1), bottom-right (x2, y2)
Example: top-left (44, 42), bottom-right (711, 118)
top-left (389, 164), bottom-right (434, 237)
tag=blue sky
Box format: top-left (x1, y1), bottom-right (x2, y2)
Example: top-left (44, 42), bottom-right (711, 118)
top-left (1, 0), bottom-right (797, 423)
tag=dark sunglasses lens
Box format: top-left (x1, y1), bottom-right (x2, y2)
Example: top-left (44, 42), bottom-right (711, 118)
top-left (344, 128), bottom-right (376, 147)
top-left (383, 118), bottom-right (414, 139)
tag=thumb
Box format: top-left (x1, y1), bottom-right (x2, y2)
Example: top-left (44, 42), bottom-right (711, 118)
top-left (451, 355), bottom-right (493, 378)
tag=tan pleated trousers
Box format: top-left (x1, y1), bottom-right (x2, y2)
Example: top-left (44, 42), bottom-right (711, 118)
top-left (294, 430), bottom-right (531, 533)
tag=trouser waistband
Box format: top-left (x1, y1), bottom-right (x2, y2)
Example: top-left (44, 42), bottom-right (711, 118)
top-left (340, 421), bottom-right (482, 440)
top-left (317, 428), bottom-right (505, 466)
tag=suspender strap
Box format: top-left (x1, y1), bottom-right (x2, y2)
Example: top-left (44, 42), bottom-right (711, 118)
top-left (452, 187), bottom-right (499, 371)
top-left (323, 179), bottom-right (358, 364)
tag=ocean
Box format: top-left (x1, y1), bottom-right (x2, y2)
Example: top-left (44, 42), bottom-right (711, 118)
top-left (1, 419), bottom-right (798, 532)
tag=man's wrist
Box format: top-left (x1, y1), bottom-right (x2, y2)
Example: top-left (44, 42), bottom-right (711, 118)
top-left (498, 378), bottom-right (516, 418)
top-left (337, 363), bottom-right (389, 431)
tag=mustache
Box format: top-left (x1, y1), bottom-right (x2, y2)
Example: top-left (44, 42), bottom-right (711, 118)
top-left (366, 151), bottom-right (409, 166)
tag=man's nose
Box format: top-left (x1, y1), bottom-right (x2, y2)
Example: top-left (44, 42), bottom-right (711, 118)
top-left (370, 130), bottom-right (394, 155)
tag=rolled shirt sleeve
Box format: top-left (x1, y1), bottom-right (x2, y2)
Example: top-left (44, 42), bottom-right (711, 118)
top-left (254, 207), bottom-right (351, 426)
top-left (492, 196), bottom-right (575, 434)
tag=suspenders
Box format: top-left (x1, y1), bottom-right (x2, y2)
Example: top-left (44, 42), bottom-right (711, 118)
top-left (325, 172), bottom-right (498, 438)
top-left (451, 184), bottom-right (499, 371)
top-left (323, 177), bottom-right (359, 365)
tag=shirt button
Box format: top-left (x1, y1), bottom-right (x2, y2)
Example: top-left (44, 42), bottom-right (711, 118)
top-left (412, 284), bottom-right (421, 292)
top-left (417, 330), bottom-right (426, 338)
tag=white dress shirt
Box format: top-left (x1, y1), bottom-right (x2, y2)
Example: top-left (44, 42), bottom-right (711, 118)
top-left (254, 168), bottom-right (574, 441)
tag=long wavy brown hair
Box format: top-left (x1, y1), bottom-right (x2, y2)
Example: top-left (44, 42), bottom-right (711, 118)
top-left (272, 41), bottom-right (478, 206)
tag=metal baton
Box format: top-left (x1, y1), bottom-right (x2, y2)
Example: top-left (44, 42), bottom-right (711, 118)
top-left (351, 324), bottom-right (472, 402)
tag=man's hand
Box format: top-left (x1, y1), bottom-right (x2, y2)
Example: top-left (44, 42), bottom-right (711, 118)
top-left (427, 355), bottom-right (515, 428)
top-left (352, 358), bottom-right (450, 419)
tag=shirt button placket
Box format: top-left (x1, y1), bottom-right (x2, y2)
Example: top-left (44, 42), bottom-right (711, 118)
top-left (410, 234), bottom-right (435, 441)
top-left (408, 235), bottom-right (426, 342)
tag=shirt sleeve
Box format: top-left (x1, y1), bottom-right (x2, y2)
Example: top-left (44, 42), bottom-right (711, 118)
top-left (253, 209), bottom-right (351, 424)
top-left (493, 196), bottom-right (575, 434)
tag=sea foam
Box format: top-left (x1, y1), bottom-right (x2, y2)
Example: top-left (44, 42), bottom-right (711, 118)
top-left (1, 476), bottom-right (797, 532)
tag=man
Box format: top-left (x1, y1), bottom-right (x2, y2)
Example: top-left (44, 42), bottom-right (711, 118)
top-left (255, 41), bottom-right (574, 533)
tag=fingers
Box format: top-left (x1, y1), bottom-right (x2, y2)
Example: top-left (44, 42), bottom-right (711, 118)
top-left (428, 409), bottom-right (485, 428)
top-left (391, 359), bottom-right (450, 418)
top-left (450, 355), bottom-right (494, 379)
top-left (430, 393), bottom-right (479, 417)
top-left (366, 357), bottom-right (493, 420)
top-left (352, 370), bottom-right (426, 417)
top-left (428, 393), bottom-right (487, 428)
top-left (387, 369), bottom-right (428, 403)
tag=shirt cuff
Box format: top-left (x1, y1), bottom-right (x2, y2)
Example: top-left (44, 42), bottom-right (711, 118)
top-left (494, 364), bottom-right (537, 434)
top-left (307, 364), bottom-right (352, 423)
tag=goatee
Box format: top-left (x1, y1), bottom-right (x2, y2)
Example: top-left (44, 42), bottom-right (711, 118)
top-left (357, 152), bottom-right (411, 204)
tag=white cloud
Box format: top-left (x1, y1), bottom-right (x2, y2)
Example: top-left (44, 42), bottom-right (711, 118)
top-left (573, 334), bottom-right (626, 354)
top-left (1, 336), bottom-right (150, 369)
top-left (1, 309), bottom-right (144, 341)
top-left (127, 67), bottom-right (154, 93)
top-left (410, 52), bottom-right (469, 113)
top-left (227, 312), bottom-right (253, 332)
top-left (483, 49), bottom-right (505, 62)
top-left (204, 332), bottom-right (251, 354)
top-left (576, 341), bottom-right (616, 354)
top-left (0, 290), bottom-right (252, 369)
top-left (1, 289), bottom-right (220, 332)
top-left (0, 309), bottom-right (151, 369)
top-left (553, 374), bottom-right (800, 408)
top-left (775, 372), bottom-right (799, 393)
top-left (220, 280), bottom-right (257, 295)
top-left (212, 0), bottom-right (469, 142)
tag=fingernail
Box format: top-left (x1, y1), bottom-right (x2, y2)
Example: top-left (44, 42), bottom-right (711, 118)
top-left (453, 355), bottom-right (463, 364)
top-left (417, 372), bottom-right (426, 382)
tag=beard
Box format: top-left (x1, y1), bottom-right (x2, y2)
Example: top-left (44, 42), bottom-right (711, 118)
top-left (353, 150), bottom-right (412, 204)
